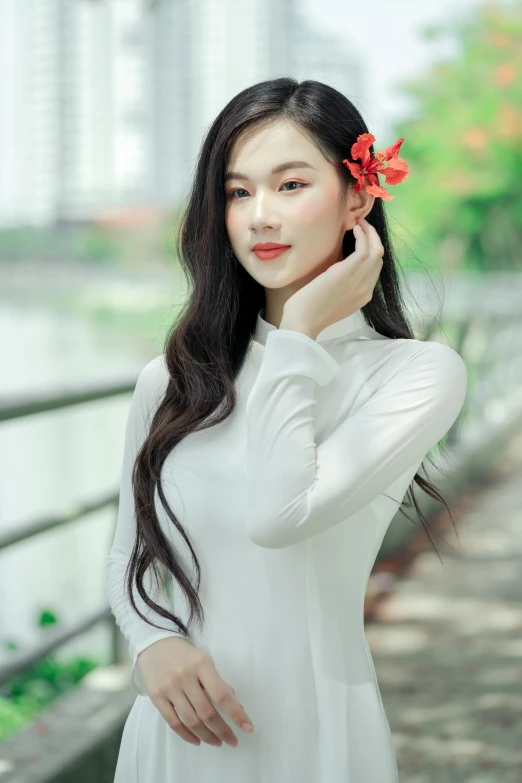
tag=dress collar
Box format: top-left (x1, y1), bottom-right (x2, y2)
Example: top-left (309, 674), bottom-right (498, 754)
top-left (254, 307), bottom-right (377, 346)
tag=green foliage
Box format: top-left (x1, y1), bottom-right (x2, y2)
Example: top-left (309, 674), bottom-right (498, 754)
top-left (0, 608), bottom-right (100, 742)
top-left (0, 226), bottom-right (78, 261)
top-left (389, 0), bottom-right (522, 272)
top-left (0, 212), bottom-right (181, 269)
top-left (75, 227), bottom-right (122, 265)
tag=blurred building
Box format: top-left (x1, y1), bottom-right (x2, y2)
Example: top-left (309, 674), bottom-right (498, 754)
top-left (0, 0), bottom-right (363, 229)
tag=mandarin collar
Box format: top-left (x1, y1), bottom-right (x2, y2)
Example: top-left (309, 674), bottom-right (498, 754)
top-left (253, 307), bottom-right (377, 346)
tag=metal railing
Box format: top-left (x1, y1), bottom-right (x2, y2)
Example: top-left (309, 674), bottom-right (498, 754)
top-left (0, 375), bottom-right (139, 688)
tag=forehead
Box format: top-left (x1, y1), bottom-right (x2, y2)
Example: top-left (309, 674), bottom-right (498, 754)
top-left (227, 119), bottom-right (321, 169)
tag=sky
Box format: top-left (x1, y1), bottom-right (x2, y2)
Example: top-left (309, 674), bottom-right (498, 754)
top-left (302, 0), bottom-right (492, 136)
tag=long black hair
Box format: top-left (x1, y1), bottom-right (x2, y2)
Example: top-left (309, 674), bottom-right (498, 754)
top-left (126, 77), bottom-right (461, 641)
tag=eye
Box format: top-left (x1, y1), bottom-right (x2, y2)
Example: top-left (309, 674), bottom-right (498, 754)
top-left (281, 181), bottom-right (306, 192)
top-left (227, 181), bottom-right (307, 200)
top-left (227, 187), bottom-right (249, 200)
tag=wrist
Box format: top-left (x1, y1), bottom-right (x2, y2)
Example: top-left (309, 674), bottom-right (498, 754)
top-left (279, 315), bottom-right (318, 340)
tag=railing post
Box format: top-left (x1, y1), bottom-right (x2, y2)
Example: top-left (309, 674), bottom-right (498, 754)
top-left (110, 615), bottom-right (124, 665)
top-left (447, 316), bottom-right (472, 447)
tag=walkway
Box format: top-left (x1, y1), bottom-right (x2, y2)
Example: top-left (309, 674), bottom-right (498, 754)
top-left (367, 428), bottom-right (522, 782)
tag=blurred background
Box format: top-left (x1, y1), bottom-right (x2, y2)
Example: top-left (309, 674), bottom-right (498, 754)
top-left (0, 0), bottom-right (521, 780)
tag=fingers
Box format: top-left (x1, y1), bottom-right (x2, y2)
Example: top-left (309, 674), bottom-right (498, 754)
top-left (198, 660), bottom-right (255, 734)
top-left (154, 693), bottom-right (203, 746)
top-left (353, 218), bottom-right (383, 300)
top-left (183, 679), bottom-right (239, 747)
top-left (357, 217), bottom-right (384, 259)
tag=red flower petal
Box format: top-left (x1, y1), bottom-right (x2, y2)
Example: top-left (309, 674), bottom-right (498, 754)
top-left (366, 183), bottom-right (393, 201)
top-left (342, 160), bottom-right (367, 192)
top-left (351, 133), bottom-right (376, 166)
top-left (375, 137), bottom-right (405, 162)
top-left (342, 159), bottom-right (362, 178)
top-left (382, 157), bottom-right (408, 185)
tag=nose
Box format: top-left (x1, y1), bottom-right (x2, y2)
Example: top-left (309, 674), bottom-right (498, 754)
top-left (248, 191), bottom-right (281, 233)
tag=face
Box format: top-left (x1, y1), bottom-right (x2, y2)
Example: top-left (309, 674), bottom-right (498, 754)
top-left (224, 118), bottom-right (374, 323)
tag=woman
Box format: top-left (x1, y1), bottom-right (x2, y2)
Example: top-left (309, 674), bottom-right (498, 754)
top-left (106, 77), bottom-right (467, 782)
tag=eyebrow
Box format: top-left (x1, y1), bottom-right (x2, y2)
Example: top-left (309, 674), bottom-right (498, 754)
top-left (224, 160), bottom-right (317, 183)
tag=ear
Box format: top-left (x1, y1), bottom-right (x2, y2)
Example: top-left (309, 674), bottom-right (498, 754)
top-left (342, 185), bottom-right (375, 230)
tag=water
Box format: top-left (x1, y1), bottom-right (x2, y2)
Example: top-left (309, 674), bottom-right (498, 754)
top-left (0, 297), bottom-right (160, 669)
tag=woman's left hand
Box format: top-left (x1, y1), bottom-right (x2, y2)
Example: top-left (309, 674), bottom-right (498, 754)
top-left (280, 217), bottom-right (384, 339)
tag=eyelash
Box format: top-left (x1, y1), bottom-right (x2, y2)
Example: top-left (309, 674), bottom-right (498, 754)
top-left (227, 181), bottom-right (307, 200)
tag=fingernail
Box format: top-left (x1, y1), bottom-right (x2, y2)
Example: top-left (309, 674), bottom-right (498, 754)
top-left (242, 722), bottom-right (254, 732)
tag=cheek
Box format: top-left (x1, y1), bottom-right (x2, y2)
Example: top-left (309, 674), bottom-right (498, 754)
top-left (225, 207), bottom-right (242, 238)
top-left (292, 203), bottom-right (318, 222)
top-left (293, 189), bottom-right (339, 224)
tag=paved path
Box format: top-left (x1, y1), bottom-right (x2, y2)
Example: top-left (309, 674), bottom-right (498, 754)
top-left (367, 429), bottom-right (522, 782)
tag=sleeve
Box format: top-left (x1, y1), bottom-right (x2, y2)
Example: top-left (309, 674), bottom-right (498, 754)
top-left (244, 329), bottom-right (468, 549)
top-left (105, 357), bottom-right (184, 696)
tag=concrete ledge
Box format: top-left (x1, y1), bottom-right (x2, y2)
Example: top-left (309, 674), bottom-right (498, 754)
top-left (0, 666), bottom-right (136, 783)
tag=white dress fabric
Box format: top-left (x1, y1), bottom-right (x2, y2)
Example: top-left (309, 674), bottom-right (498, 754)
top-left (106, 306), bottom-right (468, 782)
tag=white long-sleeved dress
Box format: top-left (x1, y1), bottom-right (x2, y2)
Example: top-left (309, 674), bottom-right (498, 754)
top-left (106, 306), bottom-right (468, 782)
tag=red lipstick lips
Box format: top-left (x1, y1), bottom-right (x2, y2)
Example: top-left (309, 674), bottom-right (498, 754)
top-left (252, 243), bottom-right (291, 260)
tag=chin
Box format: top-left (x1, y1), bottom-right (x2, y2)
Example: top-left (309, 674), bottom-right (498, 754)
top-left (253, 268), bottom-right (301, 288)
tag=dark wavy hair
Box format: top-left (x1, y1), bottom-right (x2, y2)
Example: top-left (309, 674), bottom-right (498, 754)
top-left (126, 77), bottom-right (461, 642)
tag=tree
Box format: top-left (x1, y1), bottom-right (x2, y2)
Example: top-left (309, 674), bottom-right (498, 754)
top-left (388, 0), bottom-right (522, 272)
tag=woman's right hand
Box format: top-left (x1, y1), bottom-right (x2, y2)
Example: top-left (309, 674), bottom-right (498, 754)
top-left (137, 636), bottom-right (255, 748)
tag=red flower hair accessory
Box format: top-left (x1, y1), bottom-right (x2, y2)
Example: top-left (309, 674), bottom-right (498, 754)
top-left (342, 133), bottom-right (408, 201)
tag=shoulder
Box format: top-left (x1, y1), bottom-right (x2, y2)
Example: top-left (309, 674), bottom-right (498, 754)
top-left (393, 338), bottom-right (468, 410)
top-left (406, 339), bottom-right (467, 381)
top-left (138, 354), bottom-right (169, 387)
top-left (133, 354), bottom-right (170, 418)
top-left (374, 333), bottom-right (464, 368)
top-left (366, 335), bottom-right (467, 385)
